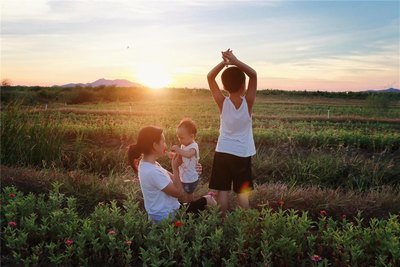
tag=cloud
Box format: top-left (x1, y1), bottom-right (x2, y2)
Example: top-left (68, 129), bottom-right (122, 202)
top-left (1, 0), bottom-right (50, 20)
top-left (1, 0), bottom-right (398, 90)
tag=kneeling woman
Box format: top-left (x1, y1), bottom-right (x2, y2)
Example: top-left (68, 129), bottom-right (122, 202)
top-left (128, 126), bottom-right (216, 223)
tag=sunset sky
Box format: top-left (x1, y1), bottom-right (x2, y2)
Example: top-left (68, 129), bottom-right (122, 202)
top-left (1, 0), bottom-right (399, 91)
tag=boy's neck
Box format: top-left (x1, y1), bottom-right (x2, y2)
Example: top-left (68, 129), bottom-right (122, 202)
top-left (229, 91), bottom-right (244, 99)
top-left (229, 93), bottom-right (243, 101)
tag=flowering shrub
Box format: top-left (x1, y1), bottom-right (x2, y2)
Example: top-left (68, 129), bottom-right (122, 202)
top-left (1, 186), bottom-right (399, 266)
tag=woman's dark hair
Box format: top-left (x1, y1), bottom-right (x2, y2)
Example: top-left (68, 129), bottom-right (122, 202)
top-left (221, 66), bottom-right (245, 93)
top-left (127, 126), bottom-right (163, 172)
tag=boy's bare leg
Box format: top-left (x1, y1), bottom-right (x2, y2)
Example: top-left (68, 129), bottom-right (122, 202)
top-left (237, 192), bottom-right (250, 209)
top-left (217, 190), bottom-right (229, 216)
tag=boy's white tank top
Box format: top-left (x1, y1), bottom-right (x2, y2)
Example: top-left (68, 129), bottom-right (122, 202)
top-left (216, 96), bottom-right (256, 157)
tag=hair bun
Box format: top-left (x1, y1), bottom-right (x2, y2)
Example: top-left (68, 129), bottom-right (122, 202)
top-left (128, 144), bottom-right (142, 159)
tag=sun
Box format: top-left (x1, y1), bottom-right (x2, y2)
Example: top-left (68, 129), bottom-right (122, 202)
top-left (136, 63), bottom-right (171, 89)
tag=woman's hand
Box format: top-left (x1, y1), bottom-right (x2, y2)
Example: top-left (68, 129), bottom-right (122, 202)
top-left (171, 145), bottom-right (180, 152)
top-left (196, 162), bottom-right (202, 175)
top-left (171, 153), bottom-right (183, 171)
top-left (167, 151), bottom-right (176, 159)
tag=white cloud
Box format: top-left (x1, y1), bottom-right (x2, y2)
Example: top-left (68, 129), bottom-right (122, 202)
top-left (1, 0), bottom-right (50, 20)
top-left (0, 0), bottom-right (398, 90)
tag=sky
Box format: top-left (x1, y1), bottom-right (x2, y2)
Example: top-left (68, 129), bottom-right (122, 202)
top-left (1, 0), bottom-right (399, 91)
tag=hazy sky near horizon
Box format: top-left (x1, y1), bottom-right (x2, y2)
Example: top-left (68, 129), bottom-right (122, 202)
top-left (1, 0), bottom-right (399, 91)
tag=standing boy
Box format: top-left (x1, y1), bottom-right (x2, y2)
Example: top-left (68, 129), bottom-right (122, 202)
top-left (207, 49), bottom-right (257, 216)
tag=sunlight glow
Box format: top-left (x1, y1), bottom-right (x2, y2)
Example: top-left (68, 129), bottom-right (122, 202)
top-left (239, 181), bottom-right (251, 194)
top-left (136, 63), bottom-right (171, 89)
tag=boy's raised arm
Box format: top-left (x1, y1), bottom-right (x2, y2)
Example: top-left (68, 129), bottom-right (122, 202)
top-left (237, 60), bottom-right (257, 109)
top-left (207, 60), bottom-right (226, 113)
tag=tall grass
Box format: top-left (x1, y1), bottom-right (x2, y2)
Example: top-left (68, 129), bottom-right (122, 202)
top-left (1, 93), bottom-right (400, 190)
top-left (252, 145), bottom-right (399, 191)
top-left (1, 104), bottom-right (64, 167)
top-left (2, 100), bottom-right (399, 190)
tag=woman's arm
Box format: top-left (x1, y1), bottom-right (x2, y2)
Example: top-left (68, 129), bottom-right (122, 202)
top-left (162, 155), bottom-right (184, 198)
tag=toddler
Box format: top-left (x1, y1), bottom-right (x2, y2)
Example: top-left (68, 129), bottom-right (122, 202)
top-left (171, 118), bottom-right (200, 202)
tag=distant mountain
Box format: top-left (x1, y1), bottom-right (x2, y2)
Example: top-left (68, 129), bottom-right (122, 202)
top-left (57, 78), bottom-right (142, 88)
top-left (365, 88), bottom-right (400, 93)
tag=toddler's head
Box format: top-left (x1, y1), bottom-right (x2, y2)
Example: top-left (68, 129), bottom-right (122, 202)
top-left (177, 118), bottom-right (197, 146)
top-left (221, 66), bottom-right (245, 94)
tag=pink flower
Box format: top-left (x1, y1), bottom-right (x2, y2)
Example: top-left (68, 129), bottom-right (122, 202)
top-left (277, 199), bottom-right (284, 206)
top-left (174, 221), bottom-right (184, 227)
top-left (8, 193), bottom-right (16, 198)
top-left (310, 254), bottom-right (322, 262)
top-left (108, 230), bottom-right (116, 235)
top-left (319, 210), bottom-right (327, 216)
top-left (341, 214), bottom-right (347, 220)
top-left (65, 239), bottom-right (73, 246)
top-left (125, 240), bottom-right (132, 245)
top-left (8, 221), bottom-right (17, 227)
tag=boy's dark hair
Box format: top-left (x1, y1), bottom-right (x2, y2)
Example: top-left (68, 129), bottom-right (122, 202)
top-left (221, 67), bottom-right (245, 93)
top-left (178, 118), bottom-right (197, 136)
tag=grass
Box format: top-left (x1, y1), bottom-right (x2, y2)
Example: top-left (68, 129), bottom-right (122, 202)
top-left (0, 104), bottom-right (65, 166)
top-left (2, 164), bottom-right (399, 221)
top-left (1, 89), bottom-right (399, 203)
top-left (1, 87), bottom-right (400, 265)
top-left (0, 165), bottom-right (130, 215)
top-left (1, 92), bottom-right (399, 190)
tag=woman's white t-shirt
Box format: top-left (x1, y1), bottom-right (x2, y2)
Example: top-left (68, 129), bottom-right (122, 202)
top-left (179, 142), bottom-right (200, 183)
top-left (216, 96), bottom-right (256, 157)
top-left (138, 161), bottom-right (180, 223)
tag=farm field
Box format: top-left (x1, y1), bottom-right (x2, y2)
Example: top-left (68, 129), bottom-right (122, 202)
top-left (1, 87), bottom-right (400, 266)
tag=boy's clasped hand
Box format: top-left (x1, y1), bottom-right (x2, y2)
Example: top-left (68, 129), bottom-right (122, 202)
top-left (221, 48), bottom-right (238, 66)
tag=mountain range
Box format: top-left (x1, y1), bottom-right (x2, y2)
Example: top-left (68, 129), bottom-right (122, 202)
top-left (56, 79), bottom-right (400, 93)
top-left (57, 78), bottom-right (142, 88)
top-left (365, 88), bottom-right (400, 93)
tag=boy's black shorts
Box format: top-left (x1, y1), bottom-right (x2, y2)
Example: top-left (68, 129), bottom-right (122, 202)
top-left (209, 152), bottom-right (253, 194)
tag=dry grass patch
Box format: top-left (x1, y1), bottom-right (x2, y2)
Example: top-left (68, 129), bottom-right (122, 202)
top-left (250, 182), bottom-right (400, 221)
top-left (2, 165), bottom-right (399, 221)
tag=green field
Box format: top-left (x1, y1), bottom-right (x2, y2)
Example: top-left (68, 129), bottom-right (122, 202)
top-left (1, 86), bottom-right (400, 265)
